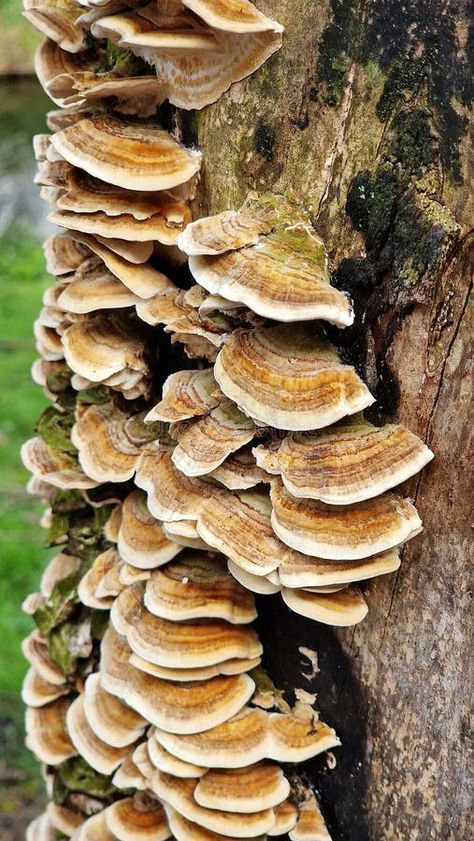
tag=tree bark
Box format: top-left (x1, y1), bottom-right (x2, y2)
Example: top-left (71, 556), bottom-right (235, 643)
top-left (177, 1), bottom-right (473, 838)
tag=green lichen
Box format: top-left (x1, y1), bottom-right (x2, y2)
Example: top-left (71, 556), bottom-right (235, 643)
top-left (314, 0), bottom-right (359, 107)
top-left (46, 369), bottom-right (72, 395)
top-left (48, 615), bottom-right (92, 675)
top-left (54, 757), bottom-right (117, 801)
top-left (35, 406), bottom-right (77, 455)
top-left (90, 608), bottom-right (110, 640)
top-left (76, 386), bottom-right (110, 405)
top-left (33, 571), bottom-right (81, 635)
top-left (102, 41), bottom-right (152, 78)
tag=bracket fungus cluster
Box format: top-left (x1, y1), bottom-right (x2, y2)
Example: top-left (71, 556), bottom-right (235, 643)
top-left (21, 1), bottom-right (434, 839)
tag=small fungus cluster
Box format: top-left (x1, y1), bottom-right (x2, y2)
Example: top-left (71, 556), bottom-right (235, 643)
top-left (21, 2), bottom-right (433, 840)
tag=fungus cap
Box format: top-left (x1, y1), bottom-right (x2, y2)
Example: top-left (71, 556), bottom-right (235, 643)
top-left (122, 668), bottom-right (255, 734)
top-left (194, 762), bottom-right (290, 812)
top-left (143, 552), bottom-right (257, 623)
top-left (146, 368), bottom-right (222, 423)
top-left (50, 115), bottom-right (201, 191)
top-left (278, 547), bottom-right (401, 589)
top-left (171, 402), bottom-right (256, 477)
top-left (21, 437), bottom-right (98, 489)
top-left (83, 673), bottom-right (146, 748)
top-left (271, 479), bottom-right (423, 560)
top-left (66, 694), bottom-right (130, 774)
top-left (21, 667), bottom-right (69, 708)
top-left (112, 582), bottom-right (262, 667)
top-left (151, 772), bottom-right (277, 837)
top-left (118, 490), bottom-right (182, 569)
top-left (256, 420), bottom-right (434, 504)
top-left (105, 796), bottom-right (171, 841)
top-left (214, 324), bottom-right (374, 430)
top-left (25, 698), bottom-right (75, 765)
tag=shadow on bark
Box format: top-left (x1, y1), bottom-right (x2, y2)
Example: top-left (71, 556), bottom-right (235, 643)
top-left (256, 594), bottom-right (370, 841)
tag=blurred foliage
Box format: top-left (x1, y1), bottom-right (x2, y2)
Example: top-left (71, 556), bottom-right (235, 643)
top-left (0, 0), bottom-right (41, 75)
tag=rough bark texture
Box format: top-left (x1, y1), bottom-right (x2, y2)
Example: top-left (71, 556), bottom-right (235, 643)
top-left (176, 1), bottom-right (473, 838)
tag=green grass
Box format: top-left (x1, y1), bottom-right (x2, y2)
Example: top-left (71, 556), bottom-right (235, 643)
top-left (0, 227), bottom-right (52, 694)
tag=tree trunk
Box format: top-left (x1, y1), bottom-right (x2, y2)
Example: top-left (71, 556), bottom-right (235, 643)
top-left (176, 2), bottom-right (473, 838)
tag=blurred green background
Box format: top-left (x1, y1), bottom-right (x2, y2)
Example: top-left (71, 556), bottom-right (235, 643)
top-left (0, 2), bottom-right (55, 835)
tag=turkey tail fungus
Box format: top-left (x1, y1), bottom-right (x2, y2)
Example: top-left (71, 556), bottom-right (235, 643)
top-left (20, 1), bottom-right (444, 839)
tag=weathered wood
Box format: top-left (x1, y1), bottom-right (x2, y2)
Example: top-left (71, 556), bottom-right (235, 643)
top-left (177, 1), bottom-right (473, 837)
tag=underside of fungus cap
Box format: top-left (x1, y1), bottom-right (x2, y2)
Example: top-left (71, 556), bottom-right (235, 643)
top-left (72, 404), bottom-right (154, 483)
top-left (270, 479), bottom-right (423, 560)
top-left (146, 368), bottom-right (223, 423)
top-left (143, 552), bottom-right (257, 623)
top-left (281, 585), bottom-right (368, 626)
top-left (23, 0), bottom-right (86, 53)
top-left (163, 519), bottom-right (210, 551)
top-left (83, 673), bottom-right (146, 748)
top-left (68, 232), bottom-right (174, 298)
top-left (196, 487), bottom-right (282, 577)
top-left (193, 762), bottom-right (290, 812)
top-left (151, 771), bottom-right (277, 837)
top-left (214, 324), bottom-right (374, 430)
top-left (171, 401), bottom-right (257, 477)
top-left (122, 669), bottom-right (255, 734)
top-left (104, 794), bottom-right (171, 841)
top-left (66, 694), bottom-right (130, 774)
top-left (258, 419), bottom-right (434, 504)
top-left (118, 490), bottom-right (182, 569)
top-left (50, 115), bottom-right (202, 191)
top-left (278, 547), bottom-right (401, 588)
top-left (49, 204), bottom-right (190, 246)
top-left (21, 436), bottom-right (99, 489)
top-left (25, 698), bottom-right (75, 765)
top-left (227, 559), bottom-right (281, 595)
top-left (288, 794), bottom-right (332, 841)
top-left (113, 583), bottom-right (262, 668)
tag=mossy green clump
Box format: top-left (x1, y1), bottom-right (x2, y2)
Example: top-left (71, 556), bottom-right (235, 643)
top-left (48, 614), bottom-right (94, 675)
top-left (33, 571), bottom-right (81, 635)
top-left (102, 41), bottom-right (153, 78)
top-left (54, 757), bottom-right (117, 802)
top-left (76, 386), bottom-right (110, 405)
top-left (36, 406), bottom-right (77, 455)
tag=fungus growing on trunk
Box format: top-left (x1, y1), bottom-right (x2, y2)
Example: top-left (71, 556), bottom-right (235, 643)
top-left (21, 0), bottom-right (438, 838)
